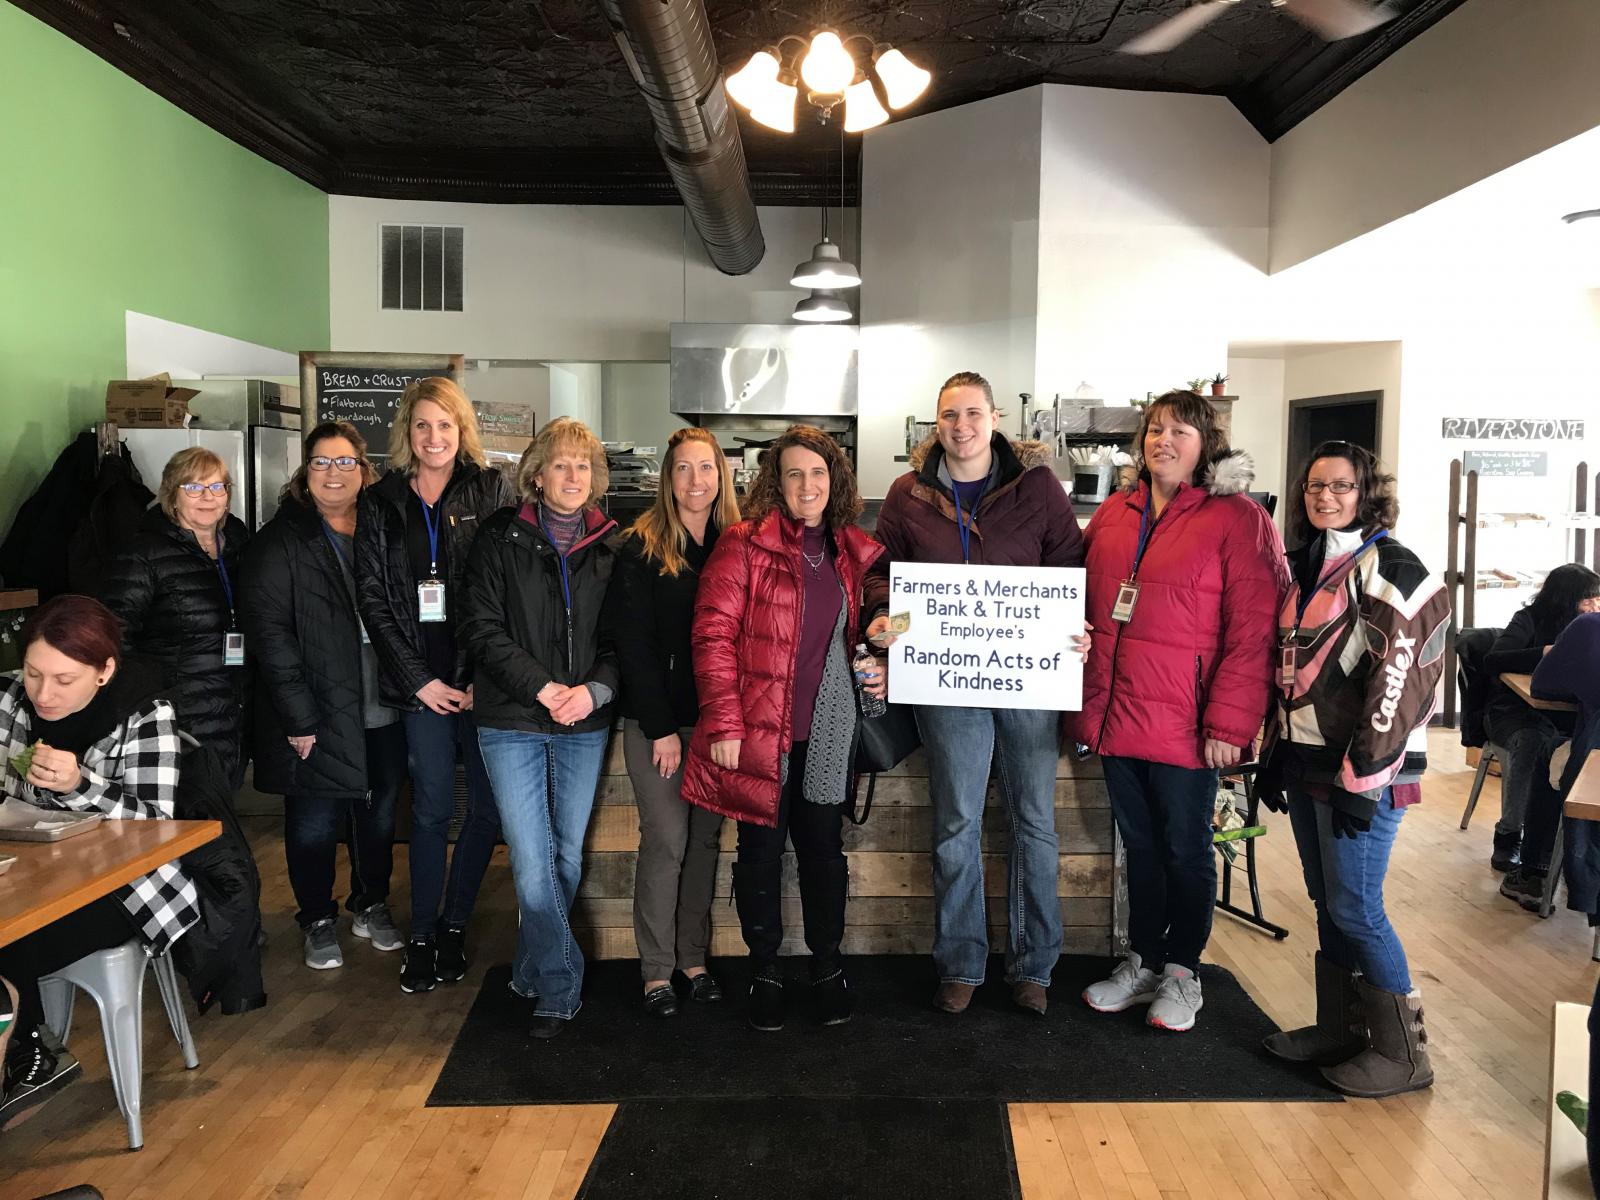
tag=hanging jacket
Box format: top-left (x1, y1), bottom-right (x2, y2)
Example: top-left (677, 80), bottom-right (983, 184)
top-left (238, 496), bottom-right (378, 797)
top-left (863, 434), bottom-right (1084, 617)
top-left (458, 503), bottom-right (620, 736)
top-left (99, 506), bottom-right (252, 786)
top-left (607, 527), bottom-right (720, 739)
top-left (681, 509), bottom-right (882, 827)
top-left (355, 461), bottom-right (515, 709)
top-left (1065, 452), bottom-right (1288, 769)
top-left (1263, 528), bottom-right (1450, 821)
top-left (67, 450), bottom-right (155, 598)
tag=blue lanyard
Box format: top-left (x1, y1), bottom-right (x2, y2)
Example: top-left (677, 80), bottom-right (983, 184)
top-left (418, 497), bottom-right (442, 577)
top-left (1131, 494), bottom-right (1158, 578)
top-left (215, 554), bottom-right (235, 622)
top-left (1295, 529), bottom-right (1387, 626)
top-left (540, 508), bottom-right (574, 612)
top-left (951, 483), bottom-right (978, 564)
top-left (321, 520), bottom-right (354, 575)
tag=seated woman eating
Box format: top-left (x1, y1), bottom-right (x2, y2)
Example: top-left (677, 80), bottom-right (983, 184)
top-left (0, 594), bottom-right (200, 1132)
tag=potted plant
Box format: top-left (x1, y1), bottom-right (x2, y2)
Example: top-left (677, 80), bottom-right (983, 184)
top-left (1185, 378), bottom-right (1207, 394)
top-left (1210, 373), bottom-right (1228, 397)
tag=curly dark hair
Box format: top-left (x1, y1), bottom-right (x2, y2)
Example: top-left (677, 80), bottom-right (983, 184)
top-left (1132, 390), bottom-right (1230, 488)
top-left (1287, 440), bottom-right (1400, 545)
top-left (1525, 562), bottom-right (1600, 641)
top-left (742, 424), bottom-right (864, 531)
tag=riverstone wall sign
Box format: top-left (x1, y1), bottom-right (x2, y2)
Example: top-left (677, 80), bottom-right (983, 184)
top-left (1441, 418), bottom-right (1584, 440)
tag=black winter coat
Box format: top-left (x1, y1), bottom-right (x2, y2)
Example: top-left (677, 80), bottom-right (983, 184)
top-left (99, 507), bottom-right (251, 785)
top-left (356, 461), bottom-right (515, 709)
top-left (238, 496), bottom-right (376, 797)
top-left (606, 529), bottom-right (718, 739)
top-left (459, 504), bottom-right (620, 736)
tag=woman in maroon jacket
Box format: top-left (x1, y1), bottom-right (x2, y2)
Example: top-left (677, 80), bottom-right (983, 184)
top-left (1069, 390), bottom-right (1287, 1032)
top-left (681, 426), bottom-right (883, 1032)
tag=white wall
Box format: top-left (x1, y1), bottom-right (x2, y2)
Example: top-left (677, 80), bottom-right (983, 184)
top-left (858, 87), bottom-right (1043, 497)
top-left (126, 312), bottom-right (298, 381)
top-left (328, 199), bottom-right (854, 362)
top-left (1226, 355), bottom-right (1287, 521)
top-left (548, 362), bottom-right (602, 429)
top-left (1282, 342), bottom-right (1403, 473)
top-left (1269, 0), bottom-right (1600, 272)
top-left (601, 361), bottom-right (675, 456)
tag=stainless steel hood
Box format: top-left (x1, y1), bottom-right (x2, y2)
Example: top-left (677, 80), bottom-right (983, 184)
top-left (670, 323), bottom-right (858, 417)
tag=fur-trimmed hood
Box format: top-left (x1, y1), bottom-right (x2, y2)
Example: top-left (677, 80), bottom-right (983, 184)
top-left (1202, 449), bottom-right (1255, 497)
top-left (908, 433), bottom-right (1052, 474)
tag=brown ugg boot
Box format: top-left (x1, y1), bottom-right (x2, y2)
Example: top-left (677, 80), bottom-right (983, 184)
top-left (1320, 978), bottom-right (1434, 1098)
top-left (1263, 953), bottom-right (1364, 1066)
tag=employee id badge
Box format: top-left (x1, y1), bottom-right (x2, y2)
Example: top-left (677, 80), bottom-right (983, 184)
top-left (418, 580), bottom-right (447, 624)
top-left (1279, 642), bottom-right (1297, 689)
top-left (223, 631), bottom-right (246, 667)
top-left (1110, 581), bottom-right (1140, 624)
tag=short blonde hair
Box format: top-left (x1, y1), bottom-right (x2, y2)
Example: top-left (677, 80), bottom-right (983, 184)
top-left (517, 417), bottom-right (609, 509)
top-left (388, 377), bottom-right (488, 474)
top-left (158, 447), bottom-right (231, 521)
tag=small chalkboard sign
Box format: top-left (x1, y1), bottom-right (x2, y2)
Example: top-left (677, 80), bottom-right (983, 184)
top-left (1464, 450), bottom-right (1548, 478)
top-left (299, 351), bottom-right (465, 467)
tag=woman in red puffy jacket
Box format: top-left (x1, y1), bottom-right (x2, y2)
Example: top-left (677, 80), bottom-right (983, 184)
top-left (1068, 390), bottom-right (1287, 1033)
top-left (681, 425), bottom-right (883, 1032)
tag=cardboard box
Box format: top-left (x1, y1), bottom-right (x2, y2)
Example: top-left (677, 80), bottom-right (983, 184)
top-left (105, 378), bottom-right (199, 428)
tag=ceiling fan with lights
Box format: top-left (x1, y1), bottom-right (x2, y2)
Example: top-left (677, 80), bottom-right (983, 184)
top-left (725, 30), bottom-right (931, 133)
top-left (1119, 0), bottom-right (1396, 55)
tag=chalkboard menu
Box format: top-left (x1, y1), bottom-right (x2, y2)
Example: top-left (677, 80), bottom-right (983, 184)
top-left (299, 351), bottom-right (465, 467)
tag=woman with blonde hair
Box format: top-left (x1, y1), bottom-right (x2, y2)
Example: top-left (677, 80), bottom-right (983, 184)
top-left (355, 376), bottom-right (515, 993)
top-left (607, 427), bottom-right (740, 1017)
top-left (459, 417), bottom-right (619, 1038)
top-left (101, 445), bottom-right (252, 788)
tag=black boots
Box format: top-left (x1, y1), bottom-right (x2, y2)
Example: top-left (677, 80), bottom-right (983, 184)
top-left (1490, 829), bottom-right (1521, 872)
top-left (733, 860), bottom-right (786, 1031)
top-left (1263, 953), bottom-right (1364, 1066)
top-left (734, 856), bottom-right (853, 1027)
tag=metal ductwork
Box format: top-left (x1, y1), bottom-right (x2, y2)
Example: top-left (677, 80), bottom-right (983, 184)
top-left (596, 0), bottom-right (766, 276)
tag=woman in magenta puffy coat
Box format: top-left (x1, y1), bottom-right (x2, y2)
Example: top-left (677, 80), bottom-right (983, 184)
top-left (1069, 390), bottom-right (1287, 1033)
top-left (682, 426), bottom-right (882, 1032)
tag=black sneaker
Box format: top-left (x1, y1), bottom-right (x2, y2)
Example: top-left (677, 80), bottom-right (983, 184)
top-left (0, 1029), bottom-right (81, 1131)
top-left (748, 971), bottom-right (785, 1032)
top-left (1490, 830), bottom-right (1522, 873)
top-left (400, 938), bottom-right (438, 993)
top-left (435, 926), bottom-right (468, 983)
top-left (1499, 868), bottom-right (1548, 914)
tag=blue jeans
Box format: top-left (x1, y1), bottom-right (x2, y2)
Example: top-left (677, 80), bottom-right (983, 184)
top-left (284, 723), bottom-right (407, 928)
top-left (1102, 756), bottom-right (1219, 972)
top-left (401, 709), bottom-right (501, 939)
top-left (1286, 786), bottom-right (1411, 993)
top-left (477, 725), bottom-right (609, 1020)
top-left (915, 705), bottom-right (1063, 986)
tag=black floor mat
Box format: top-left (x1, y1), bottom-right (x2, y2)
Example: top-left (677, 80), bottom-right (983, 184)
top-left (428, 955), bottom-right (1339, 1107)
top-left (576, 1098), bottom-right (1020, 1200)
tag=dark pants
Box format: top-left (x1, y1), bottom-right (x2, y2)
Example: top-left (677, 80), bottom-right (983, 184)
top-left (401, 708), bottom-right (501, 939)
top-left (734, 741), bottom-right (848, 977)
top-left (0, 896), bottom-right (137, 1032)
top-left (1102, 755), bottom-right (1219, 971)
top-left (1486, 713), bottom-right (1565, 840)
top-left (1590, 971), bottom-right (1600, 1197)
top-left (284, 723), bottom-right (408, 929)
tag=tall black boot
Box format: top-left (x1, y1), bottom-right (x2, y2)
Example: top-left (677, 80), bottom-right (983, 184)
top-left (732, 860), bottom-right (785, 1031)
top-left (798, 857), bottom-right (853, 1025)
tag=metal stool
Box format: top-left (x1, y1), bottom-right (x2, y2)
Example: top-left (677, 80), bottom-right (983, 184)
top-left (39, 940), bottom-right (198, 1150)
top-left (1458, 741), bottom-right (1505, 829)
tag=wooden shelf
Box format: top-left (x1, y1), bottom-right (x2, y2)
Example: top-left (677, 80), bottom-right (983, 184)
top-left (0, 590), bottom-right (37, 613)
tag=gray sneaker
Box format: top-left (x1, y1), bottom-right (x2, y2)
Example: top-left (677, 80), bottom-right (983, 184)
top-left (1083, 953), bottom-right (1162, 1013)
top-left (352, 902), bottom-right (404, 952)
top-left (303, 918), bottom-right (343, 970)
top-left (1146, 962), bottom-right (1204, 1032)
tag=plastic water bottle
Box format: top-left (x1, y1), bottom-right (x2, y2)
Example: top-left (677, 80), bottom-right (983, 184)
top-left (854, 643), bottom-right (887, 718)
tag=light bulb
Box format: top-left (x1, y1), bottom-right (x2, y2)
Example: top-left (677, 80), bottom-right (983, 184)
top-left (843, 78), bottom-right (889, 131)
top-left (747, 79), bottom-right (797, 132)
top-left (800, 31), bottom-right (855, 95)
top-left (725, 50), bottom-right (780, 111)
top-left (873, 46), bottom-right (930, 109)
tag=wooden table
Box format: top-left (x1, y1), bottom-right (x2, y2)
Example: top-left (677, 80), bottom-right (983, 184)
top-left (1499, 672), bottom-right (1579, 713)
top-left (0, 819), bottom-right (220, 948)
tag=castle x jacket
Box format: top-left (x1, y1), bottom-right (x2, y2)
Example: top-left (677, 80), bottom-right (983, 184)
top-left (681, 510), bottom-right (883, 827)
top-left (1065, 452), bottom-right (1289, 768)
top-left (457, 504), bottom-right (620, 736)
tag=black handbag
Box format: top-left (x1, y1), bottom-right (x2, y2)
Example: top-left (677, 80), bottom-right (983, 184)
top-left (848, 702), bottom-right (921, 825)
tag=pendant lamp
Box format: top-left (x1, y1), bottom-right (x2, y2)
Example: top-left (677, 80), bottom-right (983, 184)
top-left (792, 289), bottom-right (853, 323)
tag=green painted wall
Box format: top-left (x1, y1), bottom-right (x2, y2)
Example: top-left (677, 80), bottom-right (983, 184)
top-left (0, 6), bottom-right (329, 533)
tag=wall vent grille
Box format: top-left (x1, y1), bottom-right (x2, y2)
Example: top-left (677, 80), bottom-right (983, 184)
top-left (380, 224), bottom-right (464, 311)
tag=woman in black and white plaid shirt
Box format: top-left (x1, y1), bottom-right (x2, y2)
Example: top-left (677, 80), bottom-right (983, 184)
top-left (0, 594), bottom-right (199, 1132)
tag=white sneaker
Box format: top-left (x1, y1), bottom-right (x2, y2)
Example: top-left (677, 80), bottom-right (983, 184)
top-left (352, 902), bottom-right (404, 952)
top-left (1146, 963), bottom-right (1203, 1032)
top-left (1082, 953), bottom-right (1161, 1013)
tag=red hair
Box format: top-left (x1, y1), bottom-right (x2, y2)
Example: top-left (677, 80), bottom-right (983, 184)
top-left (21, 594), bottom-right (124, 669)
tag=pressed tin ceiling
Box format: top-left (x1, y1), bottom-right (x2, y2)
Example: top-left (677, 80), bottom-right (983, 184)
top-left (17, 0), bottom-right (1468, 204)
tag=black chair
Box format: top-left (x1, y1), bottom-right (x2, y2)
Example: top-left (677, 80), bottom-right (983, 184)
top-left (1455, 625), bottom-right (1505, 829)
top-left (1247, 491), bottom-right (1278, 518)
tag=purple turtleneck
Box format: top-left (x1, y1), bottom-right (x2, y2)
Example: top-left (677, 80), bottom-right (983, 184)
top-left (792, 521), bottom-right (842, 742)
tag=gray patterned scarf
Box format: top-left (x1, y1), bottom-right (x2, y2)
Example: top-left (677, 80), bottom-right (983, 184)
top-left (779, 587), bottom-right (855, 806)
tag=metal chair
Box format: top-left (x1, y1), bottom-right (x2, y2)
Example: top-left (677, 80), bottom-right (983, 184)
top-left (39, 941), bottom-right (199, 1150)
top-left (1459, 741), bottom-right (1506, 830)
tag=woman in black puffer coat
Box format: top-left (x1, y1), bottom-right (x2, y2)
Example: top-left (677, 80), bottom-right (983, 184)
top-left (239, 421), bottom-right (407, 971)
top-left (100, 447), bottom-right (250, 789)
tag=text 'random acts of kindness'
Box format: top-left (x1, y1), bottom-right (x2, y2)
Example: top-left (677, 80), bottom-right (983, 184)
top-left (887, 562), bottom-right (1085, 711)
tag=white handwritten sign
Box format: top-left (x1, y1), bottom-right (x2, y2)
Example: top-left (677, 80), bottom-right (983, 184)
top-left (886, 562), bottom-right (1085, 711)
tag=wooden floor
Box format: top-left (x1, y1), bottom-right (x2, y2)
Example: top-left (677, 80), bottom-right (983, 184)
top-left (3, 731), bottom-right (1596, 1199)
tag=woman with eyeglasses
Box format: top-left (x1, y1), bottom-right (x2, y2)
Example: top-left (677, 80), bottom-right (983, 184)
top-left (238, 423), bottom-right (407, 972)
top-left (101, 446), bottom-right (252, 790)
top-left (1258, 441), bottom-right (1449, 1098)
